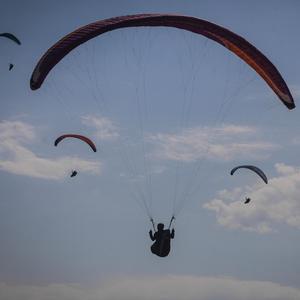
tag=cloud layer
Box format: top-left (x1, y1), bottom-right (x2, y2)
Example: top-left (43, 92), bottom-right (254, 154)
top-left (0, 275), bottom-right (299, 300)
top-left (149, 125), bottom-right (277, 162)
top-left (81, 115), bottom-right (119, 141)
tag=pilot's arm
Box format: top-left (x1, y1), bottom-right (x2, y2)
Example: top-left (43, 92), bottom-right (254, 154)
top-left (149, 230), bottom-right (155, 241)
top-left (170, 228), bottom-right (175, 239)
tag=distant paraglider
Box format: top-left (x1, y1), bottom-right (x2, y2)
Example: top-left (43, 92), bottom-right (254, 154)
top-left (230, 165), bottom-right (268, 204)
top-left (54, 134), bottom-right (97, 178)
top-left (1, 32), bottom-right (21, 71)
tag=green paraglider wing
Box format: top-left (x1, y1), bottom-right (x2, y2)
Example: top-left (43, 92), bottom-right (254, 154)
top-left (230, 165), bottom-right (268, 184)
top-left (30, 14), bottom-right (294, 109)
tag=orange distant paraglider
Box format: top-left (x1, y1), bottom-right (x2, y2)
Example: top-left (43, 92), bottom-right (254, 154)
top-left (54, 134), bottom-right (97, 152)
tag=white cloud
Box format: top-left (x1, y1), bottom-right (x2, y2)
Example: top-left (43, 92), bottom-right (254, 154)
top-left (291, 136), bottom-right (300, 145)
top-left (150, 164), bottom-right (166, 174)
top-left (0, 120), bottom-right (35, 141)
top-left (0, 275), bottom-right (300, 300)
top-left (148, 124), bottom-right (277, 162)
top-left (275, 163), bottom-right (297, 176)
top-left (204, 163), bottom-right (300, 233)
top-left (81, 115), bottom-right (119, 140)
top-left (0, 120), bottom-right (101, 180)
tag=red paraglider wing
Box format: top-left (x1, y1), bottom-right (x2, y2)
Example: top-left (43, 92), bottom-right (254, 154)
top-left (30, 14), bottom-right (295, 109)
top-left (54, 134), bottom-right (97, 152)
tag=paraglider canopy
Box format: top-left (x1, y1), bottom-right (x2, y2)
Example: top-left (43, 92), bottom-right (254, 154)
top-left (230, 165), bottom-right (268, 184)
top-left (54, 134), bottom-right (97, 152)
top-left (0, 33), bottom-right (21, 45)
top-left (30, 14), bottom-right (295, 110)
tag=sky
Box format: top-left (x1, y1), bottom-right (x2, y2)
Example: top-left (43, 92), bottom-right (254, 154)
top-left (1, 0), bottom-right (300, 299)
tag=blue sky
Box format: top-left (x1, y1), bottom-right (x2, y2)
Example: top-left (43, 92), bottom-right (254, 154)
top-left (1, 1), bottom-right (300, 299)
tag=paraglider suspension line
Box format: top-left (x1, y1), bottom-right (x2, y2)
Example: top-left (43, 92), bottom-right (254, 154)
top-left (168, 216), bottom-right (175, 229)
top-left (150, 218), bottom-right (156, 232)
